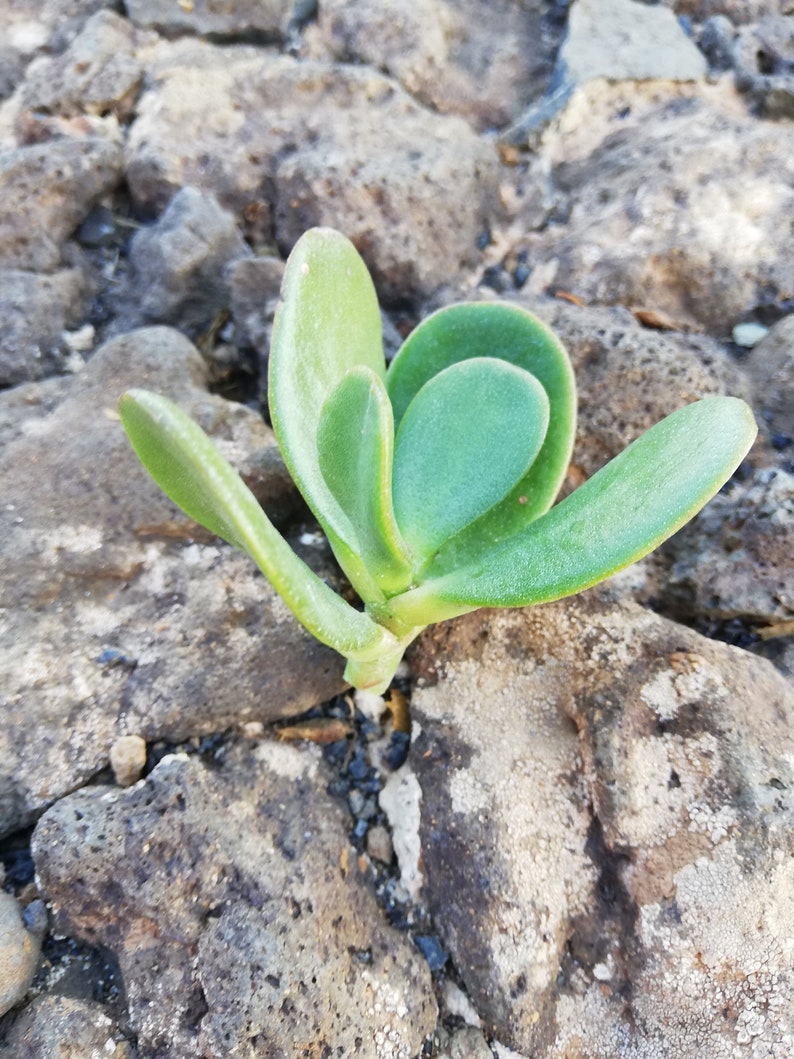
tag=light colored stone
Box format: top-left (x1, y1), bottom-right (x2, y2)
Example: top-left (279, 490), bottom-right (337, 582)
top-left (109, 735), bottom-right (147, 787)
top-left (125, 0), bottom-right (294, 39)
top-left (743, 313), bottom-right (794, 444)
top-left (408, 592), bottom-right (794, 1055)
top-left (0, 891), bottom-right (39, 1017)
top-left (561, 0), bottom-right (708, 83)
top-left (0, 993), bottom-right (134, 1058)
top-left (32, 743), bottom-right (437, 1056)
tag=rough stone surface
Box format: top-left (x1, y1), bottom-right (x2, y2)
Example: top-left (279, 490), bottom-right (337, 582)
top-left (665, 467), bottom-right (794, 625)
top-left (14, 11), bottom-right (145, 123)
top-left (0, 266), bottom-right (93, 385)
top-left (674, 1), bottom-right (785, 23)
top-left (32, 742), bottom-right (437, 1057)
top-left (126, 42), bottom-right (498, 298)
top-left (743, 313), bottom-right (794, 442)
top-left (735, 15), bottom-right (794, 118)
top-left (125, 0), bottom-right (295, 39)
top-left (120, 186), bottom-right (251, 333)
top-left (109, 734), bottom-right (147, 787)
top-left (561, 0), bottom-right (708, 83)
top-left (0, 326), bottom-right (343, 838)
top-left (525, 88), bottom-right (794, 332)
top-left (0, 135), bottom-right (123, 271)
top-left (408, 592), bottom-right (794, 1056)
top-left (0, 993), bottom-right (134, 1058)
top-left (309, 0), bottom-right (560, 130)
top-left (0, 891), bottom-right (39, 1017)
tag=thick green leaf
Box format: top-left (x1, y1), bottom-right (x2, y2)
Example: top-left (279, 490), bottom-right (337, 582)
top-left (387, 397), bottom-right (757, 626)
top-left (269, 228), bottom-right (387, 601)
top-left (386, 302), bottom-right (576, 556)
top-left (119, 389), bottom-right (395, 662)
top-left (391, 358), bottom-right (550, 566)
top-left (317, 367), bottom-right (413, 595)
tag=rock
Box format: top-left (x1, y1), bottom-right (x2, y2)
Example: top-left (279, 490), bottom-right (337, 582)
top-left (126, 42), bottom-right (498, 299)
top-left (561, 0), bottom-right (708, 84)
top-left (125, 0), bottom-right (295, 40)
top-left (0, 136), bottom-right (123, 271)
top-left (120, 186), bottom-right (251, 333)
top-left (0, 890), bottom-right (40, 1017)
top-left (32, 741), bottom-right (437, 1056)
top-left (109, 735), bottom-right (147, 787)
top-left (0, 995), bottom-right (133, 1058)
top-left (0, 266), bottom-right (93, 386)
top-left (0, 326), bottom-right (343, 838)
top-left (15, 11), bottom-right (145, 123)
top-left (665, 467), bottom-right (794, 625)
top-left (674, 1), bottom-right (784, 23)
top-left (522, 89), bottom-right (794, 332)
top-left (435, 1025), bottom-right (494, 1059)
top-left (735, 15), bottom-right (794, 119)
top-left (408, 592), bottom-right (794, 1055)
top-left (227, 255), bottom-right (284, 359)
top-left (308, 0), bottom-right (560, 131)
top-left (1, 0), bottom-right (113, 60)
top-left (698, 15), bottom-right (738, 73)
top-left (743, 314), bottom-right (794, 443)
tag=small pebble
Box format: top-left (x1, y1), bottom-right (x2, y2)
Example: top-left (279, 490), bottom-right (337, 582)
top-left (366, 825), bottom-right (394, 865)
top-left (0, 890), bottom-right (40, 1016)
top-left (732, 322), bottom-right (769, 348)
top-left (110, 735), bottom-right (147, 787)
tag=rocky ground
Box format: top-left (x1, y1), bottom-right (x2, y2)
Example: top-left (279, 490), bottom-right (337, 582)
top-left (0, 1), bottom-right (793, 1056)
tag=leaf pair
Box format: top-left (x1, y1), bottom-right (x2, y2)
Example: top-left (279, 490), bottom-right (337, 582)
top-left (119, 228), bottom-right (757, 692)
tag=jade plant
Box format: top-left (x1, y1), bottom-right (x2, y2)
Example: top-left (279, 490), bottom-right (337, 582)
top-left (119, 228), bottom-right (757, 693)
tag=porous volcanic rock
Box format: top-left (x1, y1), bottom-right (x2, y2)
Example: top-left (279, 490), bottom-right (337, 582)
top-left (408, 591), bottom-right (794, 1056)
top-left (32, 741), bottom-right (437, 1057)
top-left (0, 326), bottom-right (342, 838)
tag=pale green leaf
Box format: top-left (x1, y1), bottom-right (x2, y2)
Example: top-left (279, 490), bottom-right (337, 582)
top-left (317, 367), bottom-right (413, 596)
top-left (391, 358), bottom-right (550, 566)
top-left (119, 389), bottom-right (394, 661)
top-left (387, 397), bottom-right (757, 626)
top-left (386, 302), bottom-right (576, 559)
top-left (269, 228), bottom-right (387, 601)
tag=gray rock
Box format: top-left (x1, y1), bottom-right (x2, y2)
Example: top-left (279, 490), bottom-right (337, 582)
top-left (735, 15), bottom-right (794, 119)
top-left (0, 267), bottom-right (93, 385)
top-left (698, 15), bottom-right (738, 72)
top-left (674, 1), bottom-right (785, 22)
top-left (0, 891), bottom-right (39, 1017)
top-left (0, 995), bottom-right (133, 1058)
top-left (561, 0), bottom-right (708, 83)
top-left (0, 136), bottom-right (122, 271)
top-left (125, 0), bottom-right (295, 40)
top-left (0, 326), bottom-right (343, 838)
top-left (32, 742), bottom-right (437, 1056)
top-left (1, 0), bottom-right (113, 61)
top-left (227, 254), bottom-right (284, 358)
top-left (126, 43), bottom-right (498, 299)
top-left (522, 89), bottom-right (794, 332)
top-left (743, 313), bottom-right (794, 442)
top-left (121, 186), bottom-right (251, 332)
top-left (408, 593), bottom-right (794, 1056)
top-left (16, 11), bottom-right (145, 122)
top-left (308, 0), bottom-right (560, 131)
top-left (666, 466), bottom-right (794, 625)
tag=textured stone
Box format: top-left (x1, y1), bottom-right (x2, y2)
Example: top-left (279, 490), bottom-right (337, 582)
top-left (309, 0), bottom-right (560, 130)
top-left (561, 0), bottom-right (708, 83)
top-left (32, 742), bottom-right (437, 1056)
top-left (0, 326), bottom-right (341, 838)
top-left (0, 994), bottom-right (133, 1058)
top-left (735, 15), bottom-right (794, 118)
top-left (524, 90), bottom-right (794, 332)
top-left (408, 592), bottom-right (794, 1056)
top-left (0, 891), bottom-right (39, 1017)
top-left (120, 186), bottom-right (251, 333)
top-left (16, 11), bottom-right (145, 122)
top-left (125, 0), bottom-right (294, 39)
top-left (743, 313), bottom-right (794, 443)
top-left (0, 136), bottom-right (122, 271)
top-left (109, 734), bottom-right (147, 787)
top-left (0, 267), bottom-right (92, 385)
top-left (126, 42), bottom-right (498, 299)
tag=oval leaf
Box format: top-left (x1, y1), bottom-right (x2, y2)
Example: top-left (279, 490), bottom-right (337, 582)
top-left (386, 302), bottom-right (576, 552)
top-left (317, 367), bottom-right (413, 595)
top-left (269, 228), bottom-right (386, 601)
top-left (391, 358), bottom-right (550, 565)
top-left (389, 397), bottom-right (757, 625)
top-left (119, 389), bottom-right (394, 662)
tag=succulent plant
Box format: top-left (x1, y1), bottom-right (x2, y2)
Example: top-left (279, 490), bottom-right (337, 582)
top-left (119, 228), bottom-right (757, 693)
